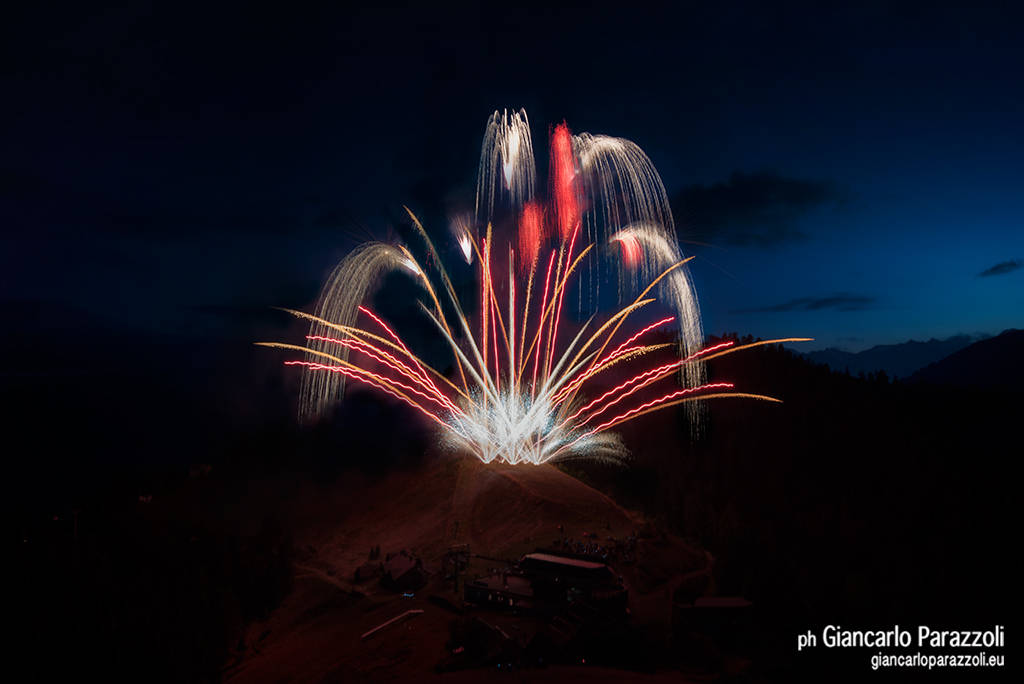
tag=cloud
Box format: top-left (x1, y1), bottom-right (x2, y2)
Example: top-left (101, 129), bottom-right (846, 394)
top-left (977, 259), bottom-right (1022, 277)
top-left (671, 171), bottom-right (838, 248)
top-left (732, 293), bottom-right (876, 314)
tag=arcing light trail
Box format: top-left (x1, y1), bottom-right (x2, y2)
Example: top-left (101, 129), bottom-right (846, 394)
top-left (259, 109), bottom-right (810, 465)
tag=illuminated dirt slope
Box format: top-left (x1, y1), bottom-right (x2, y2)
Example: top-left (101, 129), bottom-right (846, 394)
top-left (225, 456), bottom-right (707, 683)
top-left (281, 455), bottom-right (646, 580)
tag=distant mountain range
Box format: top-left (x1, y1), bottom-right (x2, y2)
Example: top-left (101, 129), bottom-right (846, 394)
top-left (802, 334), bottom-right (984, 379)
top-left (909, 329), bottom-right (1024, 390)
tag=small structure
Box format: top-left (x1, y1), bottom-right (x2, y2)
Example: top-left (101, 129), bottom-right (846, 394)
top-left (354, 561), bottom-right (381, 583)
top-left (381, 550), bottom-right (427, 591)
top-left (465, 550), bottom-right (627, 620)
top-left (465, 572), bottom-right (534, 611)
top-left (519, 552), bottom-right (613, 579)
top-left (519, 552), bottom-right (626, 614)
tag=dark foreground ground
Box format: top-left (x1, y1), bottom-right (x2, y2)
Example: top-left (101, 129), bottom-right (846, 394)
top-left (12, 336), bottom-right (1018, 682)
top-left (17, 453), bottom-right (722, 682)
top-left (223, 456), bottom-right (716, 682)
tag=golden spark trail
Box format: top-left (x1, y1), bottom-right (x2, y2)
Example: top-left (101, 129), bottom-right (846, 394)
top-left (307, 335), bottom-right (464, 417)
top-left (584, 391), bottom-right (783, 437)
top-left (273, 309), bottom-right (471, 403)
top-left (531, 251), bottom-right (556, 398)
top-left (396, 244), bottom-right (469, 394)
top-left (552, 316), bottom-right (674, 404)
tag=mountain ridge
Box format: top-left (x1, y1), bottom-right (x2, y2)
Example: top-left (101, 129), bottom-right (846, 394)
top-left (909, 328), bottom-right (1023, 390)
top-left (801, 333), bottom-right (984, 379)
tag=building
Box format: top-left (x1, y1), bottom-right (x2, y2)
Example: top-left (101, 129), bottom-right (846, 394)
top-left (465, 551), bottom-right (627, 619)
top-left (464, 572), bottom-right (534, 611)
top-left (381, 550), bottom-right (427, 591)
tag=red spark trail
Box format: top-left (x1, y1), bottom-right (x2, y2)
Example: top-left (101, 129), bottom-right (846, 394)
top-left (306, 335), bottom-right (462, 416)
top-left (550, 123), bottom-right (579, 241)
top-left (547, 221), bottom-right (580, 376)
top-left (357, 306), bottom-right (448, 404)
top-left (614, 233), bottom-right (642, 268)
top-left (557, 341), bottom-right (736, 425)
top-left (518, 202), bottom-right (544, 269)
top-left (553, 315), bottom-right (675, 404)
top-left (289, 359), bottom-right (453, 414)
top-left (606, 316), bottom-right (675, 360)
top-left (577, 379), bottom-right (734, 430)
top-left (683, 339), bottom-right (734, 360)
top-left (285, 361), bottom-right (450, 428)
top-left (581, 382), bottom-right (736, 438)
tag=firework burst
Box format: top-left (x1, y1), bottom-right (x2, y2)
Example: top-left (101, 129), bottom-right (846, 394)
top-left (259, 110), bottom-right (809, 465)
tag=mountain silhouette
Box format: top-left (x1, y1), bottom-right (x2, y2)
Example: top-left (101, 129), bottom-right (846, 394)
top-left (909, 328), bottom-right (1023, 390)
top-left (803, 334), bottom-right (981, 378)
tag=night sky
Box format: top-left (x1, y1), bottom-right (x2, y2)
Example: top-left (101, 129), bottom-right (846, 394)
top-left (3, 2), bottom-right (1022, 367)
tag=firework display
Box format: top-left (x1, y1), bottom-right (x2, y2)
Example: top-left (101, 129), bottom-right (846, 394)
top-left (260, 110), bottom-right (807, 465)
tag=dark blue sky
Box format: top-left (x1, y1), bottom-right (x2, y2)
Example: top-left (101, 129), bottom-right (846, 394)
top-left (2, 1), bottom-right (1021, 355)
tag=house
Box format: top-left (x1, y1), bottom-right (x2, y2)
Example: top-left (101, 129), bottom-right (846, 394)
top-left (381, 550), bottom-right (427, 591)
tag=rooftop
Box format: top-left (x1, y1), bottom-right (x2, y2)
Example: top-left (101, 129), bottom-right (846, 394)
top-left (522, 553), bottom-right (607, 570)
